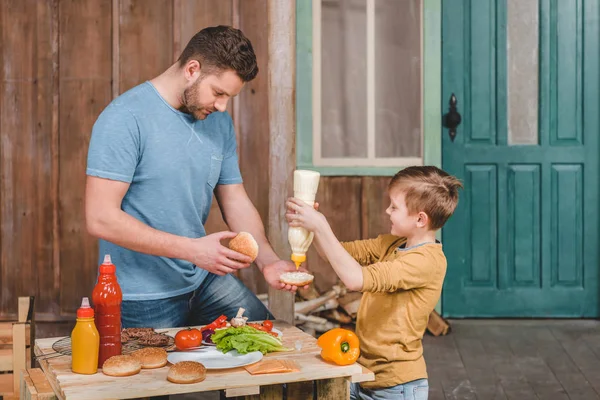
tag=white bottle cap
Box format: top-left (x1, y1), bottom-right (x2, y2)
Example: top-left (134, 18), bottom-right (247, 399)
top-left (103, 254), bottom-right (112, 264)
top-left (80, 297), bottom-right (91, 308)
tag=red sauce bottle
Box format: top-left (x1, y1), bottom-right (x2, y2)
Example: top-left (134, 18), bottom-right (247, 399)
top-left (92, 254), bottom-right (122, 368)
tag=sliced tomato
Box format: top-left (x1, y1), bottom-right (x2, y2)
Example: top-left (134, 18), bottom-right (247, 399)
top-left (262, 320), bottom-right (273, 331)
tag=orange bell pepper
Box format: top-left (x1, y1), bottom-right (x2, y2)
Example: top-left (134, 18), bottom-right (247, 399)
top-left (317, 328), bottom-right (360, 366)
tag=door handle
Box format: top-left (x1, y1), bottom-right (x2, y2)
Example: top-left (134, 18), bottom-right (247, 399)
top-left (443, 93), bottom-right (462, 142)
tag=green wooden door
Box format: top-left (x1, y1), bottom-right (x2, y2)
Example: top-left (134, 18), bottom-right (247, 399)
top-left (441, 0), bottom-right (600, 317)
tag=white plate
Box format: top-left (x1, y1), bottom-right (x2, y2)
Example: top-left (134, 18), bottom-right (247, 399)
top-left (167, 347), bottom-right (263, 370)
top-left (202, 327), bottom-right (282, 346)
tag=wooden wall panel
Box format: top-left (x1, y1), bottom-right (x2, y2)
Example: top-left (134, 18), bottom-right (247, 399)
top-left (235, 0), bottom-right (270, 295)
top-left (58, 0), bottom-right (112, 314)
top-left (119, 0), bottom-right (174, 94)
top-left (176, 0), bottom-right (233, 58)
top-left (0, 0), bottom-right (391, 321)
top-left (0, 0), bottom-right (56, 318)
top-left (361, 177), bottom-right (392, 240)
top-left (183, 0), bottom-right (233, 238)
top-left (305, 178), bottom-right (363, 294)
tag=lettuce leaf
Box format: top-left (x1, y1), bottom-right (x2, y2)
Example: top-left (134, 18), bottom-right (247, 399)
top-left (211, 326), bottom-right (292, 355)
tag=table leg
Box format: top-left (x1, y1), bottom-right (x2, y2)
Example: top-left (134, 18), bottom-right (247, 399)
top-left (221, 384), bottom-right (283, 400)
top-left (316, 378), bottom-right (350, 400)
top-left (286, 381), bottom-right (314, 400)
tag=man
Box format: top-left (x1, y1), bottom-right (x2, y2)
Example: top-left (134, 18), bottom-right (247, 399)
top-left (85, 26), bottom-right (303, 329)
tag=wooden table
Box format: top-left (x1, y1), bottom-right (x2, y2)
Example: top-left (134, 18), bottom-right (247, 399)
top-left (32, 321), bottom-right (374, 399)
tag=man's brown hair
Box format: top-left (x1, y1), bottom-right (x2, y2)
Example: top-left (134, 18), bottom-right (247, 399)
top-left (178, 25), bottom-right (258, 82)
top-left (389, 166), bottom-right (463, 230)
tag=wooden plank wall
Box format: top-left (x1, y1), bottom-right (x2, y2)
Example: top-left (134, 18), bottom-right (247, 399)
top-left (0, 0), bottom-right (392, 323)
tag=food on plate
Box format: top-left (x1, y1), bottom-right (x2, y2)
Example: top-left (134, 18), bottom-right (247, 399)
top-left (130, 347), bottom-right (168, 369)
top-left (201, 314), bottom-right (229, 332)
top-left (262, 319), bottom-right (273, 331)
top-left (174, 328), bottom-right (202, 350)
top-left (137, 332), bottom-right (170, 346)
top-left (247, 321), bottom-right (277, 337)
top-left (122, 327), bottom-right (154, 338)
top-left (211, 325), bottom-right (292, 355)
top-left (101, 355), bottom-right (141, 377)
top-left (279, 271), bottom-right (314, 287)
top-left (201, 328), bottom-right (215, 344)
top-left (120, 327), bottom-right (170, 347)
top-left (167, 361), bottom-right (207, 384)
top-left (228, 232), bottom-right (259, 262)
top-left (317, 328), bottom-right (360, 366)
top-left (230, 307), bottom-right (249, 327)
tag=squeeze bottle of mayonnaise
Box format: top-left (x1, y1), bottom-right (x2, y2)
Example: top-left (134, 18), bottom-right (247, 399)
top-left (288, 170), bottom-right (321, 268)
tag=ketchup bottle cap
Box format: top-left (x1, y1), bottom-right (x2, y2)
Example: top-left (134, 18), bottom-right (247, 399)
top-left (99, 254), bottom-right (116, 274)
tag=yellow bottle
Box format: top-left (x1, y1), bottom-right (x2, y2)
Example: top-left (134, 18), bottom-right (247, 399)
top-left (71, 297), bottom-right (100, 374)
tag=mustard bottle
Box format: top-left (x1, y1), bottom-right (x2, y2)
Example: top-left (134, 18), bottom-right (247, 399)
top-left (71, 297), bottom-right (100, 374)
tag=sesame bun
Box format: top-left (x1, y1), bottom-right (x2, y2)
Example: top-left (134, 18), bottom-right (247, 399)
top-left (228, 232), bottom-right (259, 262)
top-left (130, 347), bottom-right (168, 369)
top-left (167, 361), bottom-right (207, 384)
top-left (102, 355), bottom-right (142, 377)
top-left (279, 271), bottom-right (314, 287)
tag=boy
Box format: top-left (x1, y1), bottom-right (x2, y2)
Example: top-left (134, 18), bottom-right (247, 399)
top-left (285, 166), bottom-right (462, 400)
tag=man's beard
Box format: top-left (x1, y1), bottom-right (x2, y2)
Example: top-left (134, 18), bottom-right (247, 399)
top-left (181, 79), bottom-right (208, 120)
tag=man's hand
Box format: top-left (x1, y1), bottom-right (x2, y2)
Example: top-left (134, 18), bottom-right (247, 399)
top-left (187, 231), bottom-right (253, 276)
top-left (262, 260), bottom-right (311, 292)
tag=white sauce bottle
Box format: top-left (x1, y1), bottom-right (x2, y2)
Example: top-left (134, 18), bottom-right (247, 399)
top-left (288, 170), bottom-right (321, 269)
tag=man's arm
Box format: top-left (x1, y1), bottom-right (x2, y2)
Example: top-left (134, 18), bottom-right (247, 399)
top-left (85, 176), bottom-right (251, 275)
top-left (214, 184), bottom-right (279, 271)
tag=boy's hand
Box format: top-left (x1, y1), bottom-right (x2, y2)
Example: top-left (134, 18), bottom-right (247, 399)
top-left (286, 197), bottom-right (328, 233)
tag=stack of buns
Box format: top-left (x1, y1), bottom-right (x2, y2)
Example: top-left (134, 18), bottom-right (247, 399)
top-left (100, 347), bottom-right (206, 385)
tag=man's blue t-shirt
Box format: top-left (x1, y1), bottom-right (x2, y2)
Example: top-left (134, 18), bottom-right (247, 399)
top-left (86, 81), bottom-right (243, 300)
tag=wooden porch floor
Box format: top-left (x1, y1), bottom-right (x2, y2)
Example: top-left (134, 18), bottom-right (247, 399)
top-left (424, 320), bottom-right (600, 400)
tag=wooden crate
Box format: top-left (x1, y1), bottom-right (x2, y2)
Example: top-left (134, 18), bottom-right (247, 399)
top-left (0, 297), bottom-right (35, 399)
top-left (19, 368), bottom-right (57, 400)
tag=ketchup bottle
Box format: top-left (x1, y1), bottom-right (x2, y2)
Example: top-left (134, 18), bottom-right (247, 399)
top-left (92, 254), bottom-right (122, 368)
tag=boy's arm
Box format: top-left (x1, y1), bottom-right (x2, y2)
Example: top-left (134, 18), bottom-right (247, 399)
top-left (361, 250), bottom-right (442, 293)
top-left (312, 224), bottom-right (367, 291)
top-left (312, 237), bottom-right (380, 265)
top-left (339, 238), bottom-right (382, 266)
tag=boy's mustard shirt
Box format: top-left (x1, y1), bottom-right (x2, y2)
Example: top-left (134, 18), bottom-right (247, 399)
top-left (341, 234), bottom-right (447, 389)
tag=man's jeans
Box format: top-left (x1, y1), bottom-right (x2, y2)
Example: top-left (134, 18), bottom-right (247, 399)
top-left (122, 272), bottom-right (274, 328)
top-left (351, 379), bottom-right (429, 400)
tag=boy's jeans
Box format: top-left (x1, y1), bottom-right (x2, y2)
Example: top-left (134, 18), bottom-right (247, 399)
top-left (351, 379), bottom-right (429, 400)
top-left (121, 272), bottom-right (274, 328)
